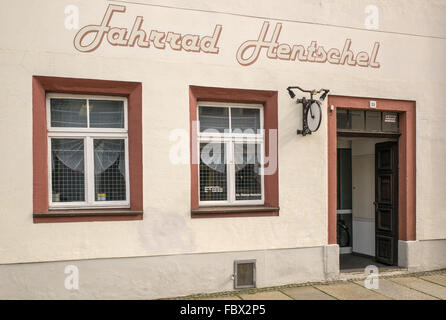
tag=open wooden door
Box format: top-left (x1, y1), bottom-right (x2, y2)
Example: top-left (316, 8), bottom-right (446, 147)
top-left (375, 142), bottom-right (398, 265)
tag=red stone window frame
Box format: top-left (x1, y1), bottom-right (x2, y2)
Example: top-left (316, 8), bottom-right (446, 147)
top-left (32, 76), bottom-right (143, 223)
top-left (189, 85), bottom-right (279, 218)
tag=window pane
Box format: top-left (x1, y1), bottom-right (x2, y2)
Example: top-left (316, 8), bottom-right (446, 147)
top-left (235, 143), bottom-right (262, 201)
top-left (50, 98), bottom-right (87, 127)
top-left (366, 111), bottom-right (381, 131)
top-left (231, 108), bottom-right (260, 133)
top-left (350, 110), bottom-right (365, 131)
top-left (51, 139), bottom-right (85, 202)
top-left (94, 139), bottom-right (126, 201)
top-left (382, 112), bottom-right (399, 132)
top-left (89, 100), bottom-right (125, 128)
top-left (199, 107), bottom-right (229, 133)
top-left (199, 142), bottom-right (227, 201)
top-left (336, 109), bottom-right (350, 130)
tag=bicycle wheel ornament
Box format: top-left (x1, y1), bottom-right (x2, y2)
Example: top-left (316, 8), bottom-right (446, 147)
top-left (297, 99), bottom-right (322, 136)
top-left (286, 86), bottom-right (329, 136)
top-left (306, 101), bottom-right (322, 133)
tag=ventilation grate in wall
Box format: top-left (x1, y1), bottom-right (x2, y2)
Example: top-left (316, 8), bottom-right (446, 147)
top-left (234, 260), bottom-right (256, 289)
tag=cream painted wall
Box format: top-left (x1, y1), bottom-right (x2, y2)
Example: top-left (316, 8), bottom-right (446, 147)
top-left (0, 0), bottom-right (445, 264)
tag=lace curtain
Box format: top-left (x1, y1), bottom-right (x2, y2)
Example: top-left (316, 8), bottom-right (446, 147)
top-left (52, 139), bottom-right (125, 176)
top-left (200, 143), bottom-right (259, 173)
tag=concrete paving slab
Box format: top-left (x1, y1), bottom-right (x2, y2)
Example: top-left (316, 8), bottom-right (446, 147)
top-left (281, 286), bottom-right (336, 300)
top-left (315, 282), bottom-right (390, 300)
top-left (354, 278), bottom-right (438, 300)
top-left (420, 275), bottom-right (446, 287)
top-left (200, 295), bottom-right (242, 300)
top-left (239, 291), bottom-right (292, 300)
top-left (390, 277), bottom-right (446, 299)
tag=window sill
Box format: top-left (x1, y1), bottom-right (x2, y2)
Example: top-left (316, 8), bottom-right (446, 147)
top-left (191, 205), bottom-right (279, 218)
top-left (33, 209), bottom-right (143, 223)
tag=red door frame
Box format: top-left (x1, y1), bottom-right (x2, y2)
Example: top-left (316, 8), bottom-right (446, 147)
top-left (327, 95), bottom-right (416, 245)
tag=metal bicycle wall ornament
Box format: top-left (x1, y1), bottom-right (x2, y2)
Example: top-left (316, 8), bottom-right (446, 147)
top-left (287, 86), bottom-right (330, 136)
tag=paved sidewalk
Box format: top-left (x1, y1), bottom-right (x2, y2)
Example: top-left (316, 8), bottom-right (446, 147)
top-left (174, 269), bottom-right (446, 300)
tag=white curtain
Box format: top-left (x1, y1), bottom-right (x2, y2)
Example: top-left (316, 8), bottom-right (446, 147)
top-left (52, 139), bottom-right (125, 176)
top-left (94, 140), bottom-right (125, 176)
top-left (200, 143), bottom-right (226, 173)
top-left (52, 139), bottom-right (84, 172)
top-left (234, 143), bottom-right (258, 172)
top-left (200, 143), bottom-right (260, 173)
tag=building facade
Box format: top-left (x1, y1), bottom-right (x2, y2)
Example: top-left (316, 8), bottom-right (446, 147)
top-left (0, 0), bottom-right (445, 299)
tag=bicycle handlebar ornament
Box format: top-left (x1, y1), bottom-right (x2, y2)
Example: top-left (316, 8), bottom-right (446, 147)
top-left (287, 86), bottom-right (330, 136)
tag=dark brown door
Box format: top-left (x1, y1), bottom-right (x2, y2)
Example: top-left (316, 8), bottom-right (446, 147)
top-left (375, 142), bottom-right (398, 265)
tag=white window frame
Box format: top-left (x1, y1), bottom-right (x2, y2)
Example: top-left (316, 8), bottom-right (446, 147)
top-left (46, 93), bottom-right (130, 209)
top-left (197, 101), bottom-right (265, 206)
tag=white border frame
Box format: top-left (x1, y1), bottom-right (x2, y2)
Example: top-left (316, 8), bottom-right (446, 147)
top-left (47, 93), bottom-right (130, 209)
top-left (197, 102), bottom-right (265, 207)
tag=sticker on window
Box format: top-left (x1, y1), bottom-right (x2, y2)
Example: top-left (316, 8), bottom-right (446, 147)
top-left (97, 193), bottom-right (107, 201)
top-left (236, 193), bottom-right (262, 197)
top-left (384, 114), bottom-right (397, 123)
top-left (204, 186), bottom-right (224, 193)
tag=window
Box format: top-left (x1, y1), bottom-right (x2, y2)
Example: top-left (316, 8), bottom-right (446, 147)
top-left (189, 86), bottom-right (278, 218)
top-left (198, 102), bottom-right (264, 206)
top-left (337, 109), bottom-right (399, 133)
top-left (33, 76), bottom-right (142, 223)
top-left (47, 93), bottom-right (129, 208)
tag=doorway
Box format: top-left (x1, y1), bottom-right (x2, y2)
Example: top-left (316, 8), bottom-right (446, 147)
top-left (337, 137), bottom-right (399, 270)
top-left (327, 96), bottom-right (416, 272)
